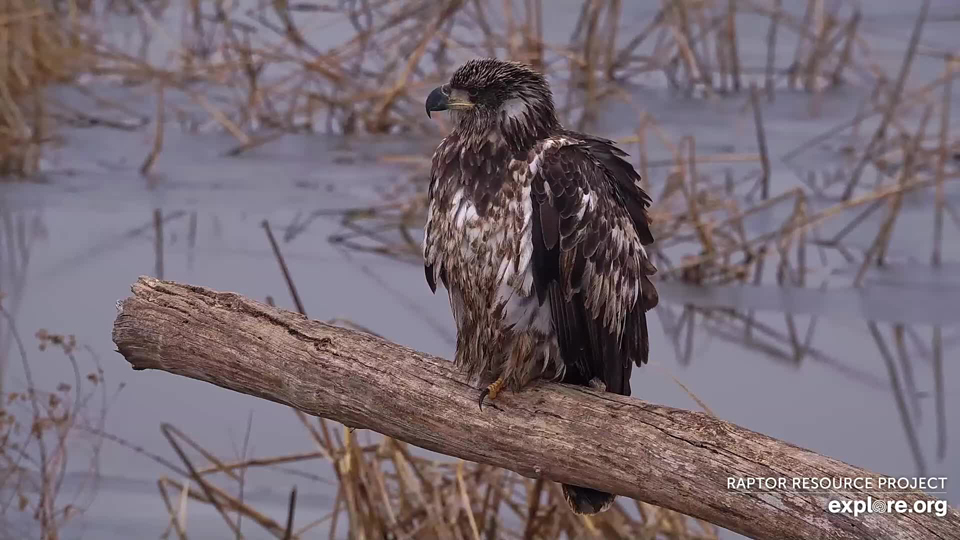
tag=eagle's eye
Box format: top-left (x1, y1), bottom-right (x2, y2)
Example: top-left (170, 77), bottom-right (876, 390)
top-left (467, 88), bottom-right (479, 99)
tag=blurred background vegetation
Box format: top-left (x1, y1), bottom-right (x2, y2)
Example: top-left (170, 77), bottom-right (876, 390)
top-left (0, 0), bottom-right (957, 539)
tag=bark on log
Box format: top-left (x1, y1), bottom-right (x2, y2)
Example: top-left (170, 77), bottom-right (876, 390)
top-left (112, 277), bottom-right (959, 540)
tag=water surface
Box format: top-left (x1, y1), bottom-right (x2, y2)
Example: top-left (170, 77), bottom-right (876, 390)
top-left (1, 1), bottom-right (958, 538)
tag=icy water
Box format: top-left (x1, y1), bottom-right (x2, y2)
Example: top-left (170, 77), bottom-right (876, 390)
top-left (1, 1), bottom-right (959, 539)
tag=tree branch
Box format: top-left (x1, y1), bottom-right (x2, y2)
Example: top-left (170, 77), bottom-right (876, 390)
top-left (112, 277), bottom-right (959, 540)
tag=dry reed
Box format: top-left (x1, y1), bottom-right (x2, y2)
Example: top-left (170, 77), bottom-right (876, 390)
top-left (0, 309), bottom-right (113, 540)
top-left (0, 0), bottom-right (96, 177)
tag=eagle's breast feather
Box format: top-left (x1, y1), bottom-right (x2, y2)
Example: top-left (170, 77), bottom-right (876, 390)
top-left (424, 133), bottom-right (654, 393)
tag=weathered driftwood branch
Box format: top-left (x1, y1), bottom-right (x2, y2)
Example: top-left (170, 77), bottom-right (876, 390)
top-left (112, 277), bottom-right (959, 540)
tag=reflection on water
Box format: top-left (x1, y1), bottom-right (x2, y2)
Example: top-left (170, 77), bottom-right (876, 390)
top-left (0, 204), bottom-right (44, 395)
top-left (1, 1), bottom-right (959, 538)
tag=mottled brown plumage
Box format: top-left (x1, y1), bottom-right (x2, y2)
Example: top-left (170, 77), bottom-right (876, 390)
top-left (423, 58), bottom-right (658, 515)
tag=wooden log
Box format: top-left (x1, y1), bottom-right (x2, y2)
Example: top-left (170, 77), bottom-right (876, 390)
top-left (112, 277), bottom-right (959, 540)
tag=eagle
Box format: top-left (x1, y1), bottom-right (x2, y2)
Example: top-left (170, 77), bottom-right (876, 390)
top-left (422, 58), bottom-right (658, 515)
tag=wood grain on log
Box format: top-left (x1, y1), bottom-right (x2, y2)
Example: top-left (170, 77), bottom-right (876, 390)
top-left (112, 277), bottom-right (959, 540)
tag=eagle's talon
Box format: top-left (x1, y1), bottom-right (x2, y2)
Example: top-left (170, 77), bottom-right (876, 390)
top-left (478, 377), bottom-right (505, 411)
top-left (478, 388), bottom-right (489, 411)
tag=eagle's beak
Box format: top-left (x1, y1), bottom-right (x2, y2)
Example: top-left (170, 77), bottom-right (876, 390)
top-left (425, 86), bottom-right (448, 118)
top-left (426, 85), bottom-right (473, 118)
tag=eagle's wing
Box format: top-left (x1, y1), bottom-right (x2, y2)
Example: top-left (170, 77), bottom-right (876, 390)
top-left (530, 140), bottom-right (657, 397)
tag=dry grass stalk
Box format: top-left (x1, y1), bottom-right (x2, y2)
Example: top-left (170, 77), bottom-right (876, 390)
top-left (931, 56), bottom-right (954, 266)
top-left (748, 83), bottom-right (770, 200)
top-left (840, 0), bottom-right (930, 201)
top-left (2, 0), bottom-right (874, 172)
top-left (146, 422), bottom-right (719, 539)
top-left (0, 1), bottom-right (93, 177)
top-left (139, 80), bottom-right (164, 176)
top-left (0, 309), bottom-right (111, 539)
top-left (763, 0), bottom-right (781, 100)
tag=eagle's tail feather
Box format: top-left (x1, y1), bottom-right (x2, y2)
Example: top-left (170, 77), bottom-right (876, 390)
top-left (561, 484), bottom-right (616, 515)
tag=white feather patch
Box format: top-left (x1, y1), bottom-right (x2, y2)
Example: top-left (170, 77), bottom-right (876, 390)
top-left (528, 138), bottom-right (562, 177)
top-left (423, 201), bottom-right (434, 258)
top-left (582, 191), bottom-right (595, 209)
top-left (576, 189), bottom-right (588, 220)
top-left (500, 281), bottom-right (552, 334)
top-left (496, 256), bottom-right (514, 284)
top-left (449, 188), bottom-right (463, 211)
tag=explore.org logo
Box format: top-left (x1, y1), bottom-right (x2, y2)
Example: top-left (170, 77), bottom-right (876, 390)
top-left (726, 476), bottom-right (952, 519)
top-left (828, 496), bottom-right (949, 518)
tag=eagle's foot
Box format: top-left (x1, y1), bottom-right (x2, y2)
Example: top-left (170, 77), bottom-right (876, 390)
top-left (478, 376), bottom-right (506, 411)
top-left (588, 377), bottom-right (606, 392)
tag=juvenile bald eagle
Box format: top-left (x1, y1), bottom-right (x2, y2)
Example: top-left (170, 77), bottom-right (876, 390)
top-left (423, 59), bottom-right (658, 515)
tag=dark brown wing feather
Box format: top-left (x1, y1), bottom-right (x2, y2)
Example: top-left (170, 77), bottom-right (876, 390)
top-left (564, 131), bottom-right (656, 246)
top-left (531, 140), bottom-right (656, 397)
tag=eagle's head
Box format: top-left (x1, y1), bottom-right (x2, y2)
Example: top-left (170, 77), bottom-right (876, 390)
top-left (426, 58), bottom-right (558, 150)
